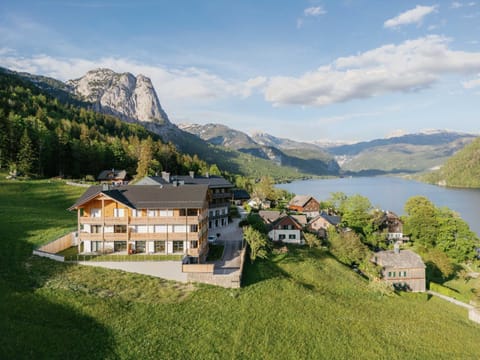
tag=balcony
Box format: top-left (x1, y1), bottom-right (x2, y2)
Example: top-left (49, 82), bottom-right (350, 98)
top-left (129, 232), bottom-right (200, 241)
top-left (78, 232), bottom-right (128, 241)
top-left (128, 216), bottom-right (200, 225)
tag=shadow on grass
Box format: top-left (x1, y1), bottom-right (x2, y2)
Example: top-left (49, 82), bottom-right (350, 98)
top-left (0, 180), bottom-right (116, 359)
top-left (241, 245), bottom-right (328, 291)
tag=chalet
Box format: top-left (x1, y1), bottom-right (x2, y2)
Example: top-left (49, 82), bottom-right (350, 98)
top-left (372, 244), bottom-right (426, 292)
top-left (288, 195), bottom-right (320, 218)
top-left (267, 215), bottom-right (303, 244)
top-left (307, 211), bottom-right (341, 238)
top-left (136, 171), bottom-right (233, 230)
top-left (69, 184), bottom-right (209, 262)
top-left (97, 169), bottom-right (128, 185)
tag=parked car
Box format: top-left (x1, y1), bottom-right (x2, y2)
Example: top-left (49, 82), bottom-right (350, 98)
top-left (208, 235), bottom-right (217, 243)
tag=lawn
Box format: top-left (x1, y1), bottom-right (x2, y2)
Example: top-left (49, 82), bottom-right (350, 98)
top-left (1, 177), bottom-right (480, 359)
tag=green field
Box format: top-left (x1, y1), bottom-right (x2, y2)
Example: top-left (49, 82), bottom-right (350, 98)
top-left (1, 177), bottom-right (479, 359)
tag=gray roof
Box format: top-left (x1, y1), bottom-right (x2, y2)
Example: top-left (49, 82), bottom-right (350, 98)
top-left (310, 211), bottom-right (341, 226)
top-left (373, 249), bottom-right (425, 269)
top-left (136, 175), bottom-right (233, 189)
top-left (259, 210), bottom-right (282, 223)
top-left (97, 169), bottom-right (127, 181)
top-left (69, 184), bottom-right (208, 210)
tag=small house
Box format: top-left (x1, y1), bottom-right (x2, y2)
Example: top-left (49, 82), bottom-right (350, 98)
top-left (288, 195), bottom-right (320, 218)
top-left (307, 211), bottom-right (341, 238)
top-left (268, 214), bottom-right (303, 244)
top-left (97, 169), bottom-right (128, 185)
top-left (372, 245), bottom-right (426, 292)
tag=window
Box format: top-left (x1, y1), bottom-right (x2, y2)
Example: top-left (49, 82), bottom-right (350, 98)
top-left (91, 208), bottom-right (101, 218)
top-left (173, 225), bottom-right (188, 233)
top-left (399, 271), bottom-right (407, 277)
top-left (154, 241), bottom-right (165, 253)
top-left (190, 240), bottom-right (198, 248)
top-left (132, 209), bottom-right (140, 217)
top-left (173, 241), bottom-right (184, 253)
top-left (190, 224), bottom-right (198, 233)
top-left (289, 234), bottom-right (296, 239)
top-left (91, 225), bottom-right (101, 233)
top-left (187, 209), bottom-right (197, 216)
top-left (135, 241), bottom-right (146, 253)
top-left (279, 234), bottom-right (286, 240)
top-left (388, 271), bottom-right (396, 278)
top-left (159, 210), bottom-right (173, 217)
top-left (147, 209), bottom-right (156, 217)
top-left (114, 225), bottom-right (127, 233)
top-left (114, 208), bottom-right (125, 217)
top-left (114, 241), bottom-right (127, 252)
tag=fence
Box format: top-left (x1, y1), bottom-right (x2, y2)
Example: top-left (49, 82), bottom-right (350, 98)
top-left (32, 231), bottom-right (77, 262)
top-left (32, 249), bottom-right (65, 262)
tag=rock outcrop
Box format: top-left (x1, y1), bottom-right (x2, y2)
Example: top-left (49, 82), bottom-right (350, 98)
top-left (67, 68), bottom-right (170, 125)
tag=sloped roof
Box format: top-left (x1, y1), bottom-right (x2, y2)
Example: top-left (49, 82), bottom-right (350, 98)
top-left (135, 175), bottom-right (233, 188)
top-left (97, 169), bottom-right (127, 181)
top-left (233, 189), bottom-right (250, 200)
top-left (292, 214), bottom-right (308, 226)
top-left (289, 195), bottom-right (317, 208)
top-left (69, 185), bottom-right (208, 210)
top-left (373, 249), bottom-right (425, 269)
top-left (309, 211), bottom-right (341, 226)
top-left (270, 214), bottom-right (303, 230)
top-left (259, 210), bottom-right (282, 224)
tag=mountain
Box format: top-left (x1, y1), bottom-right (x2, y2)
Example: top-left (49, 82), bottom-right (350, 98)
top-left (1, 67), bottom-right (313, 181)
top-left (422, 137), bottom-right (480, 188)
top-left (325, 131), bottom-right (477, 174)
top-left (179, 123), bottom-right (340, 175)
top-left (67, 68), bottom-right (170, 126)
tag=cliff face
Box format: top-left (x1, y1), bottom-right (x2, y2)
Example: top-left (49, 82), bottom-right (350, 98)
top-left (67, 68), bottom-right (170, 125)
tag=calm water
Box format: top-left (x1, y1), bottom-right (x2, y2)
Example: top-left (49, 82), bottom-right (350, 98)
top-left (277, 177), bottom-right (480, 236)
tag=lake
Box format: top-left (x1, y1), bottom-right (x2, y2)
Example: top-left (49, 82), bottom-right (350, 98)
top-left (277, 177), bottom-right (480, 236)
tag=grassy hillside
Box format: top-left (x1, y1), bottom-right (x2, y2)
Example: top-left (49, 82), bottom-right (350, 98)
top-left (1, 177), bottom-right (479, 359)
top-left (423, 137), bottom-right (480, 188)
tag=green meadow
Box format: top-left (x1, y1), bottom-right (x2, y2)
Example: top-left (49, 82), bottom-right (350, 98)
top-left (1, 177), bottom-right (479, 359)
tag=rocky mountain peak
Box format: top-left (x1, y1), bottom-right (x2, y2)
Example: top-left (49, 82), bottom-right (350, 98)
top-left (67, 68), bottom-right (170, 125)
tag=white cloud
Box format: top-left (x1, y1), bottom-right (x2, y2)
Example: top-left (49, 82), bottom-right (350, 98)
top-left (264, 36), bottom-right (480, 107)
top-left (451, 1), bottom-right (476, 8)
top-left (384, 5), bottom-right (438, 28)
top-left (304, 6), bottom-right (326, 17)
top-left (0, 49), bottom-right (262, 104)
top-left (463, 75), bottom-right (480, 88)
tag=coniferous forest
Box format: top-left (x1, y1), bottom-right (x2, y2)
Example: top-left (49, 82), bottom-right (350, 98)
top-left (0, 70), bottom-right (210, 179)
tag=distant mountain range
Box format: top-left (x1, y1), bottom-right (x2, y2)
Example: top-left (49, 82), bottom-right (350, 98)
top-left (3, 66), bottom-right (477, 179)
top-left (179, 123), bottom-right (339, 175)
top-left (326, 131), bottom-right (477, 174)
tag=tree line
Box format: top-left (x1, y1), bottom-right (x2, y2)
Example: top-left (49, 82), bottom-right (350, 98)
top-left (0, 71), bottom-right (218, 179)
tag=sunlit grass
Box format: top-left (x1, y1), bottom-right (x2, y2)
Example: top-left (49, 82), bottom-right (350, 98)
top-left (1, 176), bottom-right (480, 359)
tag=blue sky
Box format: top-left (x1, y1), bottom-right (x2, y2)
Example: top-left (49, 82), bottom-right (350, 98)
top-left (1, 0), bottom-right (480, 142)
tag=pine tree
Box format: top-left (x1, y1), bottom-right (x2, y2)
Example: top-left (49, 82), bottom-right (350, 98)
top-left (17, 128), bottom-right (36, 175)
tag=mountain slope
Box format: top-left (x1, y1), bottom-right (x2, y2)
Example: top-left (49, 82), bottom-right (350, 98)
top-left (180, 123), bottom-right (340, 176)
top-left (326, 131), bottom-right (477, 174)
top-left (423, 137), bottom-right (480, 187)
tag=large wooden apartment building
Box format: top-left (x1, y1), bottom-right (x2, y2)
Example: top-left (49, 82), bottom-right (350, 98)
top-left (69, 184), bottom-right (210, 261)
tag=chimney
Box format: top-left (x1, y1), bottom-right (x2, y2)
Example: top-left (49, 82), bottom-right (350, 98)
top-left (161, 171), bottom-right (171, 183)
top-left (189, 171), bottom-right (195, 179)
top-left (394, 242), bottom-right (400, 254)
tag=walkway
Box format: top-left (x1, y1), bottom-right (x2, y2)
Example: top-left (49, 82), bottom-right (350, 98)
top-left (427, 290), bottom-right (474, 310)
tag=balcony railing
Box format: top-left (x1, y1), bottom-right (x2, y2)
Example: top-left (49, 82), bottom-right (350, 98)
top-left (79, 215), bottom-right (201, 226)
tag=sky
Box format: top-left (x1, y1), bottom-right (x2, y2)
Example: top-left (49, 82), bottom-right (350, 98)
top-left (1, 0), bottom-right (479, 143)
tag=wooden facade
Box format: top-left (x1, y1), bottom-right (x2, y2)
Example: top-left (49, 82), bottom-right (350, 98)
top-left (70, 185), bottom-right (209, 261)
top-left (288, 195), bottom-right (320, 218)
top-left (372, 248), bottom-right (426, 292)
